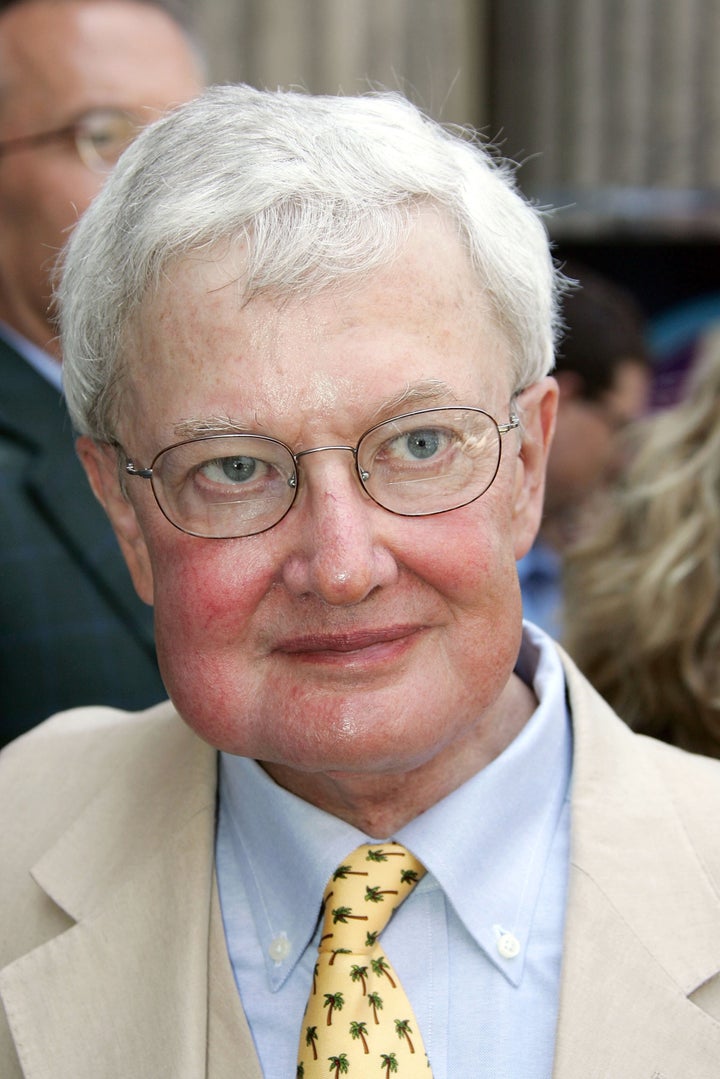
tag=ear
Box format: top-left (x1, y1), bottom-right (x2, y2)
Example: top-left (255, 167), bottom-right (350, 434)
top-left (510, 377), bottom-right (558, 559)
top-left (76, 436), bottom-right (155, 605)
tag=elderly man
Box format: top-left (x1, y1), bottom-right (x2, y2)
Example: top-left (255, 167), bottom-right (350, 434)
top-left (1, 86), bottom-right (719, 1078)
top-left (0, 0), bottom-right (204, 742)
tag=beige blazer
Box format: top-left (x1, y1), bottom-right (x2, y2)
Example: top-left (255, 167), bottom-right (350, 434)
top-left (1, 652), bottom-right (720, 1078)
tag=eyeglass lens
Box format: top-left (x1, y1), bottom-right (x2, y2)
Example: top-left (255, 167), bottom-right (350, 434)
top-left (75, 109), bottom-right (139, 172)
top-left (143, 408), bottom-right (506, 539)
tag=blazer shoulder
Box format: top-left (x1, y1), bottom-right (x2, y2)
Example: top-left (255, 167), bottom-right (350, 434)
top-left (562, 642), bottom-right (720, 885)
top-left (0, 701), bottom-right (180, 851)
top-left (0, 702), bottom-right (206, 961)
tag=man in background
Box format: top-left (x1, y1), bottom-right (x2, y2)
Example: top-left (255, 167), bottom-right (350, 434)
top-left (519, 262), bottom-right (651, 636)
top-left (0, 0), bottom-right (204, 743)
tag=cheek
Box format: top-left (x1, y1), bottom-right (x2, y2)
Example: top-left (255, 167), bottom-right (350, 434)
top-left (18, 162), bottom-right (103, 251)
top-left (552, 408), bottom-right (611, 482)
top-left (574, 434), bottom-right (613, 488)
top-left (399, 510), bottom-right (524, 728)
top-left (48, 171), bottom-right (104, 243)
top-left (408, 496), bottom-right (519, 607)
top-left (149, 536), bottom-right (280, 745)
top-left (151, 535), bottom-right (274, 644)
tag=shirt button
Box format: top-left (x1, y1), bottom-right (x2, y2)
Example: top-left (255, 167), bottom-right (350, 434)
top-left (268, 934), bottom-right (291, 962)
top-left (497, 932), bottom-right (521, 959)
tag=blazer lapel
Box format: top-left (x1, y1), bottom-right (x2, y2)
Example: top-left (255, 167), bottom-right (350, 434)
top-left (0, 335), bottom-right (66, 441)
top-left (0, 337), bottom-right (155, 654)
top-left (0, 717), bottom-right (229, 1079)
top-left (25, 436), bottom-right (156, 652)
top-left (554, 653), bottom-right (720, 1079)
top-left (207, 874), bottom-right (264, 1079)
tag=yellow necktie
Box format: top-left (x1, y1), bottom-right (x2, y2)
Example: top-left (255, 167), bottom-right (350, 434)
top-left (296, 842), bottom-right (433, 1078)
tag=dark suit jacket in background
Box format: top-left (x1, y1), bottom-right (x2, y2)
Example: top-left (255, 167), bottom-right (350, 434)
top-left (0, 336), bottom-right (165, 744)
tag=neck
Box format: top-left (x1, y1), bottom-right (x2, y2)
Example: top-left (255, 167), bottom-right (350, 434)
top-left (262, 672), bottom-right (537, 836)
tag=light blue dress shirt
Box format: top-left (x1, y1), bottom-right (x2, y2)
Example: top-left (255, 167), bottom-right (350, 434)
top-left (216, 623), bottom-right (572, 1078)
top-left (0, 320), bottom-right (63, 392)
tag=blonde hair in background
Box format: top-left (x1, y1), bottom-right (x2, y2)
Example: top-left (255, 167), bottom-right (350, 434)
top-left (563, 328), bottom-right (720, 756)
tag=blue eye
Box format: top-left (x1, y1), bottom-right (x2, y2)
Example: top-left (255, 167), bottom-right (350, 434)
top-left (219, 456), bottom-right (257, 482)
top-left (404, 429), bottom-right (441, 459)
top-left (198, 455), bottom-right (265, 486)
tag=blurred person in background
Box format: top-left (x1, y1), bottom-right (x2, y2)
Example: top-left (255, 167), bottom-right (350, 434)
top-left (519, 262), bottom-right (651, 636)
top-left (563, 328), bottom-right (720, 758)
top-left (0, 0), bottom-right (204, 744)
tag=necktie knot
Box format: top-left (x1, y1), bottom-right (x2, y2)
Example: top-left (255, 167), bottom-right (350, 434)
top-left (319, 843), bottom-right (426, 954)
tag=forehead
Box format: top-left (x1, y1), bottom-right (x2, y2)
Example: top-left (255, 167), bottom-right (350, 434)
top-left (124, 213), bottom-right (514, 446)
top-left (0, 0), bottom-right (200, 129)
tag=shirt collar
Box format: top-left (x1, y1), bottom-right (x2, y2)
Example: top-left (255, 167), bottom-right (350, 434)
top-left (218, 752), bottom-right (369, 991)
top-left (0, 320), bottom-right (63, 393)
top-left (218, 623), bottom-right (571, 992)
top-left (398, 622), bottom-right (571, 985)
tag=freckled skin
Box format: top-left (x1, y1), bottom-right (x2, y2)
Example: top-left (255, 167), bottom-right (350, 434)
top-left (80, 212), bottom-right (557, 831)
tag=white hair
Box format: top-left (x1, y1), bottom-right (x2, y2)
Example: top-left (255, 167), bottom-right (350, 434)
top-left (58, 83), bottom-right (564, 440)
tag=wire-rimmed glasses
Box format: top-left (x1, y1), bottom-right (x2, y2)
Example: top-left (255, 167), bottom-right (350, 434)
top-left (120, 406), bottom-right (520, 539)
top-left (0, 107), bottom-right (141, 173)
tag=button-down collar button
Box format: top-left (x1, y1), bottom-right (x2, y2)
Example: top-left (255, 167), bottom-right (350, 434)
top-left (497, 931), bottom-right (521, 959)
top-left (268, 933), bottom-right (291, 962)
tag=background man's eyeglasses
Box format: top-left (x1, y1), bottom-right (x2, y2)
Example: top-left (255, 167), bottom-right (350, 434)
top-left (119, 406), bottom-right (521, 540)
top-left (0, 107), bottom-right (140, 173)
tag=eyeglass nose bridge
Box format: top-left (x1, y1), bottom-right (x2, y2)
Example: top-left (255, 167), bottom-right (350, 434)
top-left (289, 443), bottom-right (370, 488)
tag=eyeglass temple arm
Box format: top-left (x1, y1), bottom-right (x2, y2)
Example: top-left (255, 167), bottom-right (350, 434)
top-left (497, 413), bottom-right (520, 435)
top-left (125, 461), bottom-right (153, 479)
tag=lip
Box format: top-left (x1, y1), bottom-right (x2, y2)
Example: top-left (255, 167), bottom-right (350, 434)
top-left (272, 625), bottom-right (425, 663)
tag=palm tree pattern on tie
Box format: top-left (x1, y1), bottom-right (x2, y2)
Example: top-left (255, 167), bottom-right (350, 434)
top-left (296, 843), bottom-right (433, 1077)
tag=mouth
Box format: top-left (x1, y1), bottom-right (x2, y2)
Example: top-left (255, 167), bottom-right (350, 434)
top-left (272, 625), bottom-right (425, 663)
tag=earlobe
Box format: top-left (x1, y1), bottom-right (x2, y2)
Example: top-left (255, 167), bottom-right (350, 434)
top-left (511, 377), bottom-right (559, 559)
top-left (76, 436), bottom-right (155, 604)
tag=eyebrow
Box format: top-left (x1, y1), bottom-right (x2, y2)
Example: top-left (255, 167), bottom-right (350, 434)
top-left (172, 415), bottom-right (265, 439)
top-left (367, 380), bottom-right (461, 421)
top-left (171, 381), bottom-right (462, 441)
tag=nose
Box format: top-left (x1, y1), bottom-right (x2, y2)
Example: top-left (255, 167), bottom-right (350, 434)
top-left (280, 452), bottom-right (399, 606)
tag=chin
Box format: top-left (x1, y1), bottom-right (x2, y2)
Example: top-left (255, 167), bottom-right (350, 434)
top-left (268, 720), bottom-right (446, 779)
